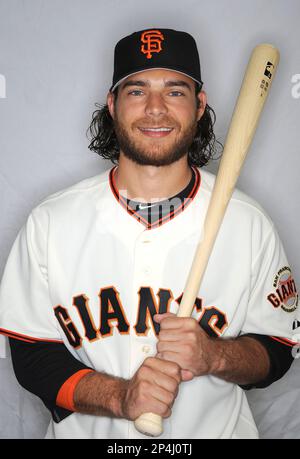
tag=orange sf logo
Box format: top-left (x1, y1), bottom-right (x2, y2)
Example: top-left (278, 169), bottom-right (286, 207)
top-left (141, 30), bottom-right (164, 59)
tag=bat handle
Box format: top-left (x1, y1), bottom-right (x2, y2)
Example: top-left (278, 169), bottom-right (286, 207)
top-left (134, 412), bottom-right (163, 437)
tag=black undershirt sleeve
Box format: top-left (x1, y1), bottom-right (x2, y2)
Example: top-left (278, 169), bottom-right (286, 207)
top-left (8, 332), bottom-right (294, 424)
top-left (238, 333), bottom-right (294, 390)
top-left (8, 338), bottom-right (93, 423)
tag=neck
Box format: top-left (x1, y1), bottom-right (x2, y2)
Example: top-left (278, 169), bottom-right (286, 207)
top-left (114, 154), bottom-right (192, 203)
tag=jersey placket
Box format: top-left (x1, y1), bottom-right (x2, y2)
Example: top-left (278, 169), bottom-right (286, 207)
top-left (128, 229), bottom-right (158, 438)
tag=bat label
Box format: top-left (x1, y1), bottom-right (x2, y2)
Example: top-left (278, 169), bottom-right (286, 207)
top-left (264, 61), bottom-right (275, 79)
top-left (260, 61), bottom-right (275, 96)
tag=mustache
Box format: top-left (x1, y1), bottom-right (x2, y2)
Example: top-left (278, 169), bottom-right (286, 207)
top-left (132, 117), bottom-right (179, 129)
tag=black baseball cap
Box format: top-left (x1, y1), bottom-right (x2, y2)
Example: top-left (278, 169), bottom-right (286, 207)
top-left (110, 28), bottom-right (203, 92)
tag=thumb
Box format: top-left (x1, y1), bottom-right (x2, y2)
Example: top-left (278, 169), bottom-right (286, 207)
top-left (181, 369), bottom-right (194, 382)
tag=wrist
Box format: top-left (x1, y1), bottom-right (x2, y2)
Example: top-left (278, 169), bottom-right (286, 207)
top-left (113, 378), bottom-right (130, 419)
top-left (207, 337), bottom-right (226, 376)
top-left (73, 371), bottom-right (130, 418)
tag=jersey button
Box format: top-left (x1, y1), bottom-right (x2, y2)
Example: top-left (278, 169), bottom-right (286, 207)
top-left (142, 345), bottom-right (151, 354)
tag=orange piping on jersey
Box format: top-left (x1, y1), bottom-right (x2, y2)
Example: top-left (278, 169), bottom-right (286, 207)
top-left (0, 329), bottom-right (36, 343)
top-left (270, 336), bottom-right (298, 347)
top-left (56, 369), bottom-right (95, 411)
top-left (182, 166), bottom-right (200, 200)
top-left (109, 166), bottom-right (201, 230)
top-left (0, 328), bottom-right (63, 344)
top-left (108, 166), bottom-right (119, 200)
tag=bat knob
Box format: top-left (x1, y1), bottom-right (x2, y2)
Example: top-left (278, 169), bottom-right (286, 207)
top-left (134, 412), bottom-right (163, 437)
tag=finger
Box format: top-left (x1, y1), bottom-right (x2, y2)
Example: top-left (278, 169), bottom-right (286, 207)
top-left (157, 340), bottom-right (186, 354)
top-left (157, 351), bottom-right (185, 369)
top-left (154, 373), bottom-right (180, 396)
top-left (156, 316), bottom-right (185, 330)
top-left (144, 357), bottom-right (182, 384)
top-left (158, 330), bottom-right (186, 342)
top-left (157, 352), bottom-right (193, 379)
top-left (181, 369), bottom-right (194, 382)
top-left (149, 382), bottom-right (178, 407)
top-left (140, 391), bottom-right (172, 419)
top-left (158, 316), bottom-right (198, 331)
top-left (153, 313), bottom-right (176, 323)
top-left (145, 364), bottom-right (181, 394)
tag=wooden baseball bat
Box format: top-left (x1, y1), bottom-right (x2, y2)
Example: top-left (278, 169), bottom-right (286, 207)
top-left (134, 43), bottom-right (280, 437)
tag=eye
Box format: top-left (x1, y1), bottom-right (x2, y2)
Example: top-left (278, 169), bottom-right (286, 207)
top-left (168, 90), bottom-right (185, 97)
top-left (128, 89), bottom-right (144, 96)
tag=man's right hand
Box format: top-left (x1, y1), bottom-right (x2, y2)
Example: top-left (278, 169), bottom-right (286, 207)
top-left (121, 357), bottom-right (182, 421)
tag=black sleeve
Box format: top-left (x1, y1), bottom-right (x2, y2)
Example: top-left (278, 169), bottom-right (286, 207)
top-left (238, 334), bottom-right (295, 390)
top-left (9, 338), bottom-right (93, 423)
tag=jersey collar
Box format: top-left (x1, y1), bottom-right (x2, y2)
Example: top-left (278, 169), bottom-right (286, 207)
top-left (109, 165), bottom-right (201, 230)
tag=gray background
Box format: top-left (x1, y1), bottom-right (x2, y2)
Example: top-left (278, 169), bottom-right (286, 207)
top-left (0, 0), bottom-right (299, 438)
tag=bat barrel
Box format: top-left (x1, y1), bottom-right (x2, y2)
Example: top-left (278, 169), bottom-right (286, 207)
top-left (134, 43), bottom-right (280, 437)
top-left (177, 43), bottom-right (280, 318)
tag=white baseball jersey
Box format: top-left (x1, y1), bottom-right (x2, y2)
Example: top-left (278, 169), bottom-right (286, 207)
top-left (0, 166), bottom-right (298, 439)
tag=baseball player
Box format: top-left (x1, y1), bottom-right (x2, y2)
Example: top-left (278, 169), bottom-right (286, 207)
top-left (0, 28), bottom-right (299, 439)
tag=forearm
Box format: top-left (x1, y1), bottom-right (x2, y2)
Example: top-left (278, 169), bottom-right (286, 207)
top-left (73, 357), bottom-right (182, 422)
top-left (73, 371), bottom-right (128, 418)
top-left (211, 336), bottom-right (270, 385)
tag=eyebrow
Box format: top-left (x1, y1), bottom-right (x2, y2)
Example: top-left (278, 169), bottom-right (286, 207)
top-left (121, 79), bottom-right (193, 91)
top-left (164, 80), bottom-right (192, 91)
top-left (121, 80), bottom-right (147, 89)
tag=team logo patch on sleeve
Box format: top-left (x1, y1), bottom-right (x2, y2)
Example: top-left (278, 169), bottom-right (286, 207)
top-left (267, 266), bottom-right (298, 313)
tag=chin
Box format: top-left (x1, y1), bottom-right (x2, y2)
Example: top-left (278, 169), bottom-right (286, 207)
top-left (123, 148), bottom-right (187, 167)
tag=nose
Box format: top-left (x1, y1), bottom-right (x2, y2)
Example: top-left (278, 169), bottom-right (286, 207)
top-left (145, 92), bottom-right (168, 117)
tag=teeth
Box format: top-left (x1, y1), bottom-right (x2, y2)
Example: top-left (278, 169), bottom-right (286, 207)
top-left (140, 127), bottom-right (172, 132)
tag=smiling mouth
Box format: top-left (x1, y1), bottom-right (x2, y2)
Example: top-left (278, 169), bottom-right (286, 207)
top-left (138, 127), bottom-right (174, 137)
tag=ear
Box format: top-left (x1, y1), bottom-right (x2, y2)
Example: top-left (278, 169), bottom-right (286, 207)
top-left (107, 92), bottom-right (115, 119)
top-left (196, 91), bottom-right (207, 121)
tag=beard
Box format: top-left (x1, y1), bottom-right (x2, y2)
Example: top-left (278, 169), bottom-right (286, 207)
top-left (113, 113), bottom-right (198, 167)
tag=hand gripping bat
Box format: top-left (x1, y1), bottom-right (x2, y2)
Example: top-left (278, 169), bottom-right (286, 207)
top-left (134, 43), bottom-right (280, 437)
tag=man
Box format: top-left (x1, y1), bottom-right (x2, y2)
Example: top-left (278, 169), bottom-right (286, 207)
top-left (0, 28), bottom-right (298, 439)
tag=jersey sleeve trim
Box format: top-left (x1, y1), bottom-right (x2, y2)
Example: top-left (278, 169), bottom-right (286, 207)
top-left (239, 333), bottom-right (295, 390)
top-left (270, 336), bottom-right (298, 347)
top-left (56, 368), bottom-right (95, 411)
top-left (0, 328), bottom-right (63, 344)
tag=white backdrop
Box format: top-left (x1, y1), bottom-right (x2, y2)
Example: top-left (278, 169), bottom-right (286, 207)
top-left (0, 0), bottom-right (299, 439)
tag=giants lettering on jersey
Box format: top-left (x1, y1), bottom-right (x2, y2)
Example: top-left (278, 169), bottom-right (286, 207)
top-left (53, 286), bottom-right (228, 349)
